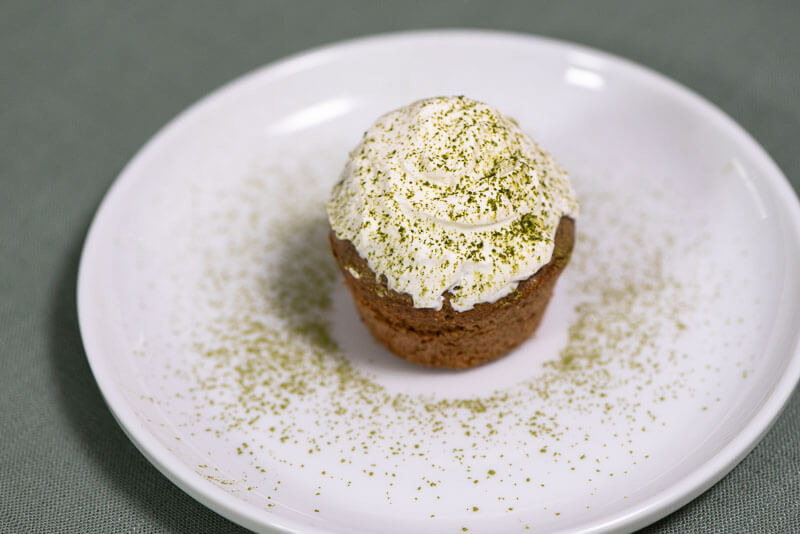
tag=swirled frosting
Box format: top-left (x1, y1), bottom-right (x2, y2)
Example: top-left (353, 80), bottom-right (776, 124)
top-left (327, 96), bottom-right (578, 312)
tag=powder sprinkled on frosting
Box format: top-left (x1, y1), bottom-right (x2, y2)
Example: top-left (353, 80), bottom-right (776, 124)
top-left (327, 96), bottom-right (578, 311)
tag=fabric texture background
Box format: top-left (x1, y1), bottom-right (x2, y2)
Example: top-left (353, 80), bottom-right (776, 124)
top-left (1, 1), bottom-right (798, 532)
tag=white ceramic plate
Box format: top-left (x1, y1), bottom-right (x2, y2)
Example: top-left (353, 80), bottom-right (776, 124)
top-left (78, 31), bottom-right (800, 533)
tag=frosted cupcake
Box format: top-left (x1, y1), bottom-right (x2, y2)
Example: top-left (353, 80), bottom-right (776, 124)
top-left (328, 96), bottom-right (577, 368)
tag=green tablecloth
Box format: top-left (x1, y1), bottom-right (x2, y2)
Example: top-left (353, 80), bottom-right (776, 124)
top-left (2, 1), bottom-right (798, 532)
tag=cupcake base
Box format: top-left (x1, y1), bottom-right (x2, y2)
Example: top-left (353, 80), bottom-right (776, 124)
top-left (329, 217), bottom-right (575, 369)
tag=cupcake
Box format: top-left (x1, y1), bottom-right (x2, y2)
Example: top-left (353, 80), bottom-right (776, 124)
top-left (327, 96), bottom-right (578, 368)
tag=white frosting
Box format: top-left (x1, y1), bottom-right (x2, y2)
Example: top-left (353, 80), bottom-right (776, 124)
top-left (328, 96), bottom-right (578, 311)
top-left (345, 266), bottom-right (361, 280)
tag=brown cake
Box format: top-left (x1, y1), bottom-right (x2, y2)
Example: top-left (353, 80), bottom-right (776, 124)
top-left (330, 216), bottom-right (574, 368)
top-left (327, 96), bottom-right (578, 369)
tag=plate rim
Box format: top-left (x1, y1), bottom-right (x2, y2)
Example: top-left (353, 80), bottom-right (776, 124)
top-left (77, 28), bottom-right (800, 534)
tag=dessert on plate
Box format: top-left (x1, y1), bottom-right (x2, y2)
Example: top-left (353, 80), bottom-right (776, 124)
top-left (327, 96), bottom-right (578, 368)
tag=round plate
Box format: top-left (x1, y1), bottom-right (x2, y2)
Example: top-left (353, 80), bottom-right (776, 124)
top-left (78, 31), bottom-right (800, 533)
